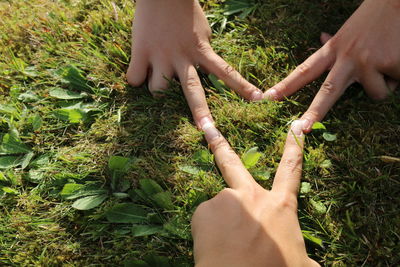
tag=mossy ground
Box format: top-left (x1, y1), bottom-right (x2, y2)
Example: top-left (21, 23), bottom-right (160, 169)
top-left (0, 0), bottom-right (399, 266)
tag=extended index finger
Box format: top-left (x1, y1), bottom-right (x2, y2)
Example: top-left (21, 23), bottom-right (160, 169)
top-left (176, 62), bottom-right (214, 129)
top-left (272, 120), bottom-right (305, 196)
top-left (264, 47), bottom-right (334, 100)
top-left (203, 124), bottom-right (256, 190)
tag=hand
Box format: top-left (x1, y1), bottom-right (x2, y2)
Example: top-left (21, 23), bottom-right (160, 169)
top-left (264, 0), bottom-right (400, 132)
top-left (191, 121), bottom-right (319, 267)
top-left (127, 0), bottom-right (263, 129)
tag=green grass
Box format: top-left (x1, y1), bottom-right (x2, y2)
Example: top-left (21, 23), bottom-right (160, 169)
top-left (0, 0), bottom-right (399, 266)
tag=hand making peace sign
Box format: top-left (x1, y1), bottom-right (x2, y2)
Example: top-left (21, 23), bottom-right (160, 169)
top-left (191, 121), bottom-right (319, 267)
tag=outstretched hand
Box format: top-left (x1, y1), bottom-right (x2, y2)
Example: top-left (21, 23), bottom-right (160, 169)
top-left (265, 0), bottom-right (400, 132)
top-left (192, 121), bottom-right (319, 267)
top-left (127, 0), bottom-right (263, 129)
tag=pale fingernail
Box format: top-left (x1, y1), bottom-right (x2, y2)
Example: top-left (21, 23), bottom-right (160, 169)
top-left (291, 120), bottom-right (304, 136)
top-left (204, 125), bottom-right (221, 143)
top-left (251, 89), bottom-right (264, 101)
top-left (264, 88), bottom-right (278, 100)
top-left (199, 117), bottom-right (214, 130)
top-left (301, 119), bottom-right (312, 131)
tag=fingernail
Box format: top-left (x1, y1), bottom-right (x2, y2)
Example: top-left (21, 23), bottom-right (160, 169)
top-left (204, 125), bottom-right (221, 142)
top-left (291, 120), bottom-right (304, 136)
top-left (301, 119), bottom-right (312, 131)
top-left (199, 117), bottom-right (214, 130)
top-left (264, 88), bottom-right (278, 100)
top-left (251, 89), bottom-right (264, 101)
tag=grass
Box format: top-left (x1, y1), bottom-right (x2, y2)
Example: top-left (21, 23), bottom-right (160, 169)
top-left (0, 0), bottom-right (399, 266)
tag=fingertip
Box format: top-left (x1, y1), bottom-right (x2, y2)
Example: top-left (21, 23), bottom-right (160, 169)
top-left (250, 89), bottom-right (264, 101)
top-left (126, 66), bottom-right (147, 87)
top-left (320, 32), bottom-right (333, 45)
top-left (290, 120), bottom-right (305, 137)
top-left (264, 88), bottom-right (279, 101)
top-left (298, 116), bottom-right (314, 133)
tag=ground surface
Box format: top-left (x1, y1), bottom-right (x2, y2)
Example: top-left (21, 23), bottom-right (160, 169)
top-left (0, 0), bottom-right (399, 266)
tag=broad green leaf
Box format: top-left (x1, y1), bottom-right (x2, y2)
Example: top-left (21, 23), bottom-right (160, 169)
top-left (106, 203), bottom-right (148, 223)
top-left (0, 172), bottom-right (6, 182)
top-left (163, 216), bottom-right (191, 240)
top-left (312, 122), bottom-right (326, 130)
top-left (0, 134), bottom-right (31, 154)
top-left (0, 156), bottom-right (23, 169)
top-left (108, 156), bottom-right (132, 173)
top-left (30, 114), bottom-right (42, 131)
top-left (322, 132), bottom-right (337, 142)
top-left (62, 65), bottom-right (92, 92)
top-left (193, 150), bottom-right (213, 165)
top-left (72, 194), bottom-right (107, 210)
top-left (1, 186), bottom-right (19, 194)
top-left (29, 154), bottom-right (50, 168)
top-left (151, 191), bottom-right (174, 210)
top-left (300, 182), bottom-right (311, 194)
top-left (320, 159), bottom-right (332, 168)
top-left (26, 169), bottom-right (45, 183)
top-left (21, 151), bottom-right (34, 169)
top-left (302, 231), bottom-right (324, 247)
top-left (54, 108), bottom-right (87, 123)
top-left (65, 188), bottom-right (108, 200)
top-left (18, 91), bottom-right (40, 102)
top-left (60, 183), bottom-right (84, 198)
top-left (131, 225), bottom-right (163, 237)
top-left (241, 147), bottom-right (263, 169)
top-left (49, 88), bottom-right (86, 99)
top-left (129, 189), bottom-right (148, 202)
top-left (112, 192), bottom-right (130, 199)
top-left (252, 169), bottom-right (271, 181)
top-left (0, 104), bottom-right (18, 116)
top-left (178, 165), bottom-right (201, 175)
top-left (208, 74), bottom-right (226, 93)
top-left (310, 199), bottom-right (327, 214)
top-left (139, 179), bottom-right (163, 196)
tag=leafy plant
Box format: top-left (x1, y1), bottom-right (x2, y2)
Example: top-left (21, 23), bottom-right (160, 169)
top-left (61, 155), bottom-right (135, 210)
top-left (0, 132), bottom-right (34, 170)
top-left (224, 0), bottom-right (259, 19)
top-left (312, 122), bottom-right (337, 142)
top-left (241, 147), bottom-right (270, 181)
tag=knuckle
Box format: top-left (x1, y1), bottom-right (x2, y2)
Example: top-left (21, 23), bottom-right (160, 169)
top-left (357, 50), bottom-right (373, 66)
top-left (218, 188), bottom-right (236, 199)
top-left (185, 76), bottom-right (201, 90)
top-left (192, 200), bottom-right (211, 225)
top-left (219, 154), bottom-right (239, 171)
top-left (379, 56), bottom-right (396, 71)
top-left (274, 192), bottom-right (298, 210)
top-left (197, 41), bottom-right (212, 55)
top-left (303, 110), bottom-right (319, 121)
top-left (192, 106), bottom-right (210, 120)
top-left (319, 81), bottom-right (336, 95)
top-left (282, 157), bottom-right (301, 170)
top-left (219, 64), bottom-right (237, 80)
top-left (295, 62), bottom-right (311, 75)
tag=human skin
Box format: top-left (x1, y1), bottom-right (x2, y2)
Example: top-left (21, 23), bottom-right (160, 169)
top-left (126, 0), bottom-right (263, 130)
top-left (191, 120), bottom-right (319, 267)
top-left (265, 0), bottom-right (400, 132)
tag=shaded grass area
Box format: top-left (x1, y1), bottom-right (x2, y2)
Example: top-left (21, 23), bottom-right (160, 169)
top-left (0, 0), bottom-right (399, 266)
